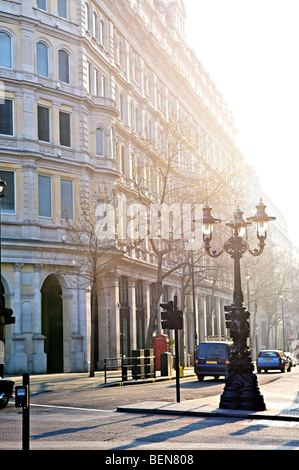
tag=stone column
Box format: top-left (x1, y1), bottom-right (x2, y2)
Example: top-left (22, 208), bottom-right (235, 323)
top-left (7, 264), bottom-right (27, 373)
top-left (107, 277), bottom-right (120, 358)
top-left (143, 281), bottom-right (151, 340)
top-left (216, 297), bottom-right (222, 340)
top-left (128, 279), bottom-right (136, 351)
top-left (201, 295), bottom-right (208, 342)
top-left (69, 276), bottom-right (85, 372)
top-left (13, 263), bottom-right (23, 335)
top-left (61, 293), bottom-right (73, 373)
top-left (32, 264), bottom-right (46, 373)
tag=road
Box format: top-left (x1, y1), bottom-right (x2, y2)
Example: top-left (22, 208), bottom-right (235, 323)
top-left (1, 371), bottom-right (299, 452)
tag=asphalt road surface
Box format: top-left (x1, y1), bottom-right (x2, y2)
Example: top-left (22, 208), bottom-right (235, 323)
top-left (2, 372), bottom-right (299, 452)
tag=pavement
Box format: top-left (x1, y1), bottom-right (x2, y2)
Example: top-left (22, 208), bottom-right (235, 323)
top-left (6, 368), bottom-right (299, 422)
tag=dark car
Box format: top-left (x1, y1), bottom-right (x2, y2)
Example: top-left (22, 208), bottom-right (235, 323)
top-left (256, 350), bottom-right (291, 373)
top-left (0, 379), bottom-right (15, 409)
top-left (194, 341), bottom-right (232, 381)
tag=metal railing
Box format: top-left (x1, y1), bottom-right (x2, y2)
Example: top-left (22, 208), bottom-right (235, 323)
top-left (104, 354), bottom-right (156, 384)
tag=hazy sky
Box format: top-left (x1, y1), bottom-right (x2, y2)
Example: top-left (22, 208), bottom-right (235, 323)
top-left (183, 0), bottom-right (299, 245)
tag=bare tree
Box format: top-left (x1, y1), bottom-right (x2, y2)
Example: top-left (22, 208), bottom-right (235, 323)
top-left (243, 245), bottom-right (296, 349)
top-left (126, 117), bottom-right (248, 348)
top-left (62, 190), bottom-right (124, 377)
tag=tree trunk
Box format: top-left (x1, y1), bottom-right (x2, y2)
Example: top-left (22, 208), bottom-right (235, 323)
top-left (145, 254), bottom-right (164, 348)
top-left (89, 283), bottom-right (96, 377)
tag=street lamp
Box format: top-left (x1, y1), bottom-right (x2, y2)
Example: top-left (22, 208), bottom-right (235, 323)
top-left (201, 200), bottom-right (275, 410)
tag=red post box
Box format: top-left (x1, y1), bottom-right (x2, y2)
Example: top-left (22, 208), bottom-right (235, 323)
top-left (154, 334), bottom-right (169, 370)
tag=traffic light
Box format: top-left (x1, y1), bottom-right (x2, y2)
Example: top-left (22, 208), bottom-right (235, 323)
top-left (4, 308), bottom-right (15, 325)
top-left (160, 300), bottom-right (183, 330)
top-left (224, 305), bottom-right (232, 329)
top-left (160, 301), bottom-right (174, 330)
top-left (174, 309), bottom-right (183, 330)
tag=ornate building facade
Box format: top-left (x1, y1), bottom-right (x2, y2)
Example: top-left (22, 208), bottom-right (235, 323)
top-left (0, 0), bottom-right (286, 374)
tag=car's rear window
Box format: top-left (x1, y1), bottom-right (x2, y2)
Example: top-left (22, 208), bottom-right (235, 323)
top-left (198, 343), bottom-right (229, 357)
top-left (258, 351), bottom-right (278, 358)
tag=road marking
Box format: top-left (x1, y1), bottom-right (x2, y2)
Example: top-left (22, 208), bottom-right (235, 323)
top-left (31, 403), bottom-right (114, 412)
top-left (244, 419), bottom-right (299, 427)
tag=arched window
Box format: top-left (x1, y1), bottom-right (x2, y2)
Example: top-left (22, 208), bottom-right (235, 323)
top-left (92, 11), bottom-right (98, 38)
top-left (58, 49), bottom-right (69, 83)
top-left (36, 41), bottom-right (48, 77)
top-left (99, 19), bottom-right (106, 46)
top-left (85, 3), bottom-right (90, 31)
top-left (0, 32), bottom-right (12, 68)
top-left (96, 127), bottom-right (104, 155)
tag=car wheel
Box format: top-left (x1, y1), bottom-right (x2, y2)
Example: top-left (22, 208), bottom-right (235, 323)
top-left (197, 375), bottom-right (204, 381)
top-left (281, 368), bottom-right (285, 373)
top-left (0, 393), bottom-right (8, 409)
top-left (257, 368), bottom-right (261, 373)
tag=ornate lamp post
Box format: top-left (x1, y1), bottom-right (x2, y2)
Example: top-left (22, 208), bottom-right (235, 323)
top-left (201, 200), bottom-right (276, 410)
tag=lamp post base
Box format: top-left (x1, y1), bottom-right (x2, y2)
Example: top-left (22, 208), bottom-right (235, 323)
top-left (219, 362), bottom-right (266, 411)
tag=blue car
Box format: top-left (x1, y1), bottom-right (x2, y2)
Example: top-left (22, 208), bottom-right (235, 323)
top-left (257, 350), bottom-right (291, 373)
top-left (194, 341), bottom-right (232, 381)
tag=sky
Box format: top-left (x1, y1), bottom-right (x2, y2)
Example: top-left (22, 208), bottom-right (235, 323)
top-left (183, 0), bottom-right (299, 246)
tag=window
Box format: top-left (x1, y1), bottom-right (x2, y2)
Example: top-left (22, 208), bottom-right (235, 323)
top-left (96, 201), bottom-right (115, 237)
top-left (96, 127), bottom-right (104, 155)
top-left (58, 49), bottom-right (69, 83)
top-left (96, 202), bottom-right (107, 231)
top-left (0, 99), bottom-right (13, 135)
top-left (1, 170), bottom-right (15, 213)
top-left (120, 145), bottom-right (125, 174)
top-left (37, 0), bottom-right (47, 11)
top-left (94, 69), bottom-right (99, 95)
top-left (58, 0), bottom-right (67, 18)
top-left (92, 12), bottom-right (98, 38)
top-left (37, 105), bottom-right (50, 142)
top-left (85, 3), bottom-right (90, 31)
top-left (36, 42), bottom-right (48, 77)
top-left (120, 93), bottom-right (125, 121)
top-left (38, 175), bottom-right (51, 217)
top-left (99, 19), bottom-right (105, 46)
top-left (0, 32), bottom-right (12, 68)
top-left (86, 62), bottom-right (91, 93)
top-left (59, 111), bottom-right (71, 147)
top-left (61, 179), bottom-right (73, 219)
top-left (101, 74), bottom-right (106, 97)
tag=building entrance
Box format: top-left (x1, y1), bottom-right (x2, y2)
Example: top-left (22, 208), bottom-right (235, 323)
top-left (41, 275), bottom-right (63, 373)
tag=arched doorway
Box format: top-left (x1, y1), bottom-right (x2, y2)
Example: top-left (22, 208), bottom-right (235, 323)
top-left (41, 275), bottom-right (63, 373)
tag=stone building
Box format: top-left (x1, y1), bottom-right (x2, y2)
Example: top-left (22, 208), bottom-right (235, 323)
top-left (0, 0), bottom-right (284, 374)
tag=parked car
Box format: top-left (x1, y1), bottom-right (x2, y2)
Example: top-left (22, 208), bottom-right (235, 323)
top-left (285, 352), bottom-right (296, 367)
top-left (0, 379), bottom-right (15, 409)
top-left (256, 350), bottom-right (291, 373)
top-left (194, 341), bottom-right (232, 381)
